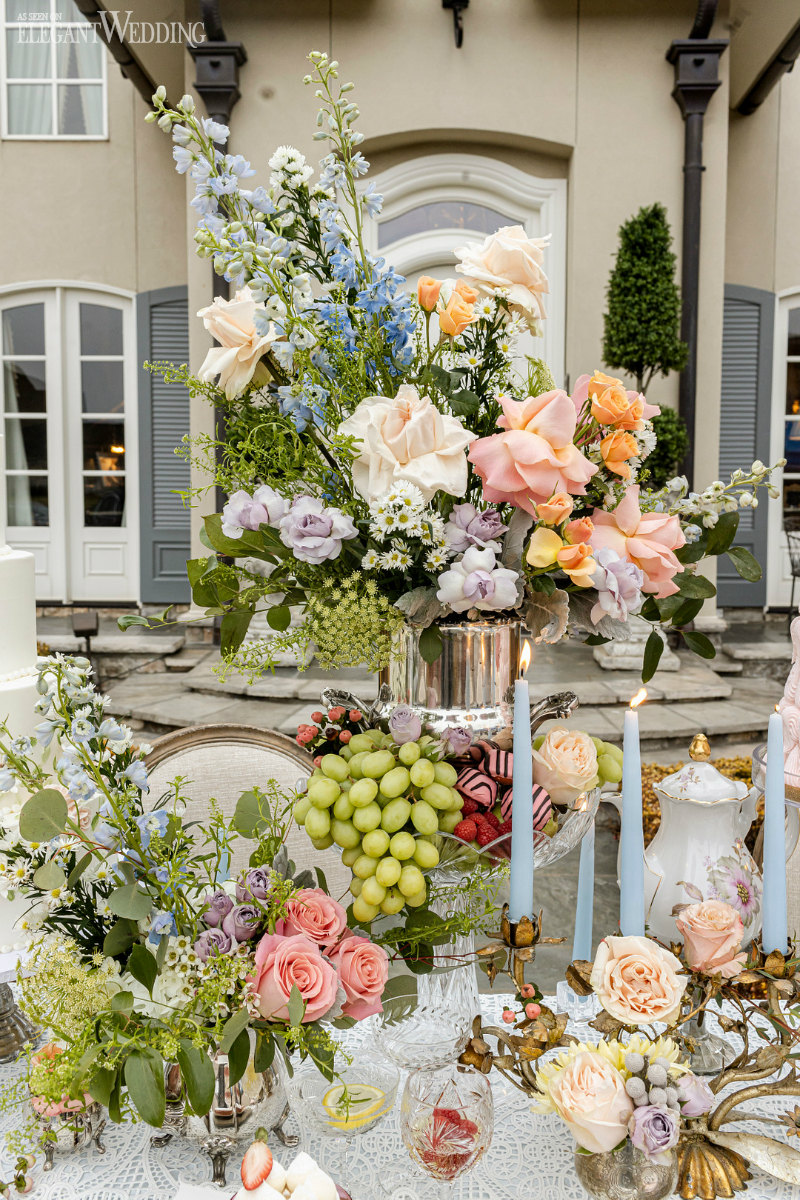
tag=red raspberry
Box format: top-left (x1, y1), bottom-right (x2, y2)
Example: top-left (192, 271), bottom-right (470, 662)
top-left (453, 819), bottom-right (477, 843)
top-left (482, 811), bottom-right (501, 830)
top-left (460, 798), bottom-right (479, 816)
top-left (497, 819), bottom-right (513, 837)
top-left (476, 824), bottom-right (497, 847)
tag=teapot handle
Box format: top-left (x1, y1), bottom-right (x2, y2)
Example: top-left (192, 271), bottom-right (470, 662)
top-left (737, 787), bottom-right (758, 836)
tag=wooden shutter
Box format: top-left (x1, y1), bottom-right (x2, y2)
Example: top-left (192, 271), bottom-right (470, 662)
top-left (137, 287), bottom-right (191, 604)
top-left (716, 285), bottom-right (773, 607)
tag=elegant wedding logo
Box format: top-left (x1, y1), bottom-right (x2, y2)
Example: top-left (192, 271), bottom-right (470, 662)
top-left (16, 10), bottom-right (206, 44)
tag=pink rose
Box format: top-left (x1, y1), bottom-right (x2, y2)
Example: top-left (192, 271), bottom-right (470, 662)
top-left (328, 933), bottom-right (389, 1020)
top-left (469, 392), bottom-right (597, 517)
top-left (252, 933), bottom-right (339, 1023)
top-left (550, 1050), bottom-right (633, 1154)
top-left (532, 726), bottom-right (598, 805)
top-left (590, 486), bottom-right (686, 598)
top-left (281, 888), bottom-right (348, 950)
top-left (590, 936), bottom-right (687, 1025)
top-left (675, 901), bottom-right (746, 979)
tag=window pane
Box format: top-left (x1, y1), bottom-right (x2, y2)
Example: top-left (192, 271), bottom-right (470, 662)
top-left (2, 304), bottom-right (44, 355)
top-left (786, 420), bottom-right (800, 471)
top-left (5, 0), bottom-right (49, 18)
top-left (3, 361), bottom-right (46, 413)
top-left (80, 303), bottom-right (122, 355)
top-left (785, 479), bottom-right (800, 523)
top-left (5, 416), bottom-right (47, 469)
top-left (81, 360), bottom-right (123, 413)
top-left (7, 474), bottom-right (48, 527)
top-left (82, 420), bottom-right (124, 470)
top-left (787, 363), bottom-right (800, 415)
top-left (789, 309), bottom-right (800, 357)
top-left (56, 32), bottom-right (102, 78)
top-left (58, 0), bottom-right (84, 19)
top-left (6, 29), bottom-right (51, 77)
top-left (57, 82), bottom-right (102, 135)
top-left (377, 201), bottom-right (513, 249)
top-left (6, 83), bottom-right (52, 134)
top-left (84, 475), bottom-right (125, 527)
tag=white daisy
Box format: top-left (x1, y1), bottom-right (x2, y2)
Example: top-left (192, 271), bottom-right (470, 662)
top-left (460, 351), bottom-right (481, 370)
top-left (475, 297), bottom-right (495, 319)
top-left (362, 550), bottom-right (380, 570)
top-left (381, 548), bottom-right (409, 570)
top-left (426, 548), bottom-right (448, 570)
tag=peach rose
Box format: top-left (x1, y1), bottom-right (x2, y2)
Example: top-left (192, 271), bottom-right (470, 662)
top-left (590, 936), bottom-right (687, 1025)
top-left (557, 541), bottom-right (596, 587)
top-left (439, 290), bottom-right (475, 337)
top-left (536, 493), bottom-right (574, 525)
top-left (454, 224), bottom-right (550, 330)
top-left (590, 486), bottom-right (686, 598)
top-left (675, 901), bottom-right (746, 979)
top-left (454, 279), bottom-right (479, 304)
top-left (30, 1044), bottom-right (93, 1117)
top-left (564, 516), bottom-right (594, 545)
top-left (526, 526), bottom-right (563, 569)
top-left (281, 888), bottom-right (348, 951)
top-left (600, 431), bottom-right (639, 480)
top-left (572, 372), bottom-right (661, 430)
top-left (197, 286), bottom-right (277, 401)
top-left (328, 932), bottom-right (389, 1020)
top-left (549, 1051), bottom-right (633, 1154)
top-left (417, 276), bottom-right (442, 312)
top-left (532, 726), bottom-right (598, 805)
top-left (252, 933), bottom-right (339, 1023)
top-left (469, 392), bottom-right (597, 516)
top-left (338, 384), bottom-right (477, 502)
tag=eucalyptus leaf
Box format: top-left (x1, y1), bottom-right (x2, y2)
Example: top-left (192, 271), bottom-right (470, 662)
top-left (220, 1007), bottom-right (250, 1053)
top-left (227, 1027), bottom-right (251, 1088)
top-left (177, 1040), bottom-right (215, 1115)
top-left (111, 990), bottom-right (134, 1013)
top-left (103, 919), bottom-right (138, 958)
top-left (32, 860), bottom-right (66, 891)
top-left (127, 943), bottom-right (157, 996)
top-left (124, 1049), bottom-right (166, 1128)
top-left (19, 789), bottom-right (68, 843)
top-left (67, 852), bottom-right (93, 889)
top-left (418, 623), bottom-right (443, 664)
top-left (108, 884), bottom-right (152, 921)
top-left (287, 983), bottom-right (306, 1028)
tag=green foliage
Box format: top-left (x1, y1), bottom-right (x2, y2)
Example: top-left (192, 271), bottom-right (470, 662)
top-left (306, 572), bottom-right (406, 672)
top-left (602, 203), bottom-right (688, 391)
top-left (645, 409), bottom-right (690, 487)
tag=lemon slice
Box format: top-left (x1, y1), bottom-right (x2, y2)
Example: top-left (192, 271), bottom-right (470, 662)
top-left (322, 1083), bottom-right (387, 1131)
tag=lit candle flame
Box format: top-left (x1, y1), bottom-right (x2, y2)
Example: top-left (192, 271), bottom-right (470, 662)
top-left (519, 641), bottom-right (532, 676)
top-left (630, 688), bottom-right (647, 709)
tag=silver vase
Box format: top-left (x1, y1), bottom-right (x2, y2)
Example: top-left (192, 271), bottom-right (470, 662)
top-left (574, 1141), bottom-right (678, 1200)
top-left (37, 1102), bottom-right (107, 1171)
top-left (375, 619), bottom-right (577, 740)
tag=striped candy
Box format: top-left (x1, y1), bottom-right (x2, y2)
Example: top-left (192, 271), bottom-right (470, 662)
top-left (455, 765), bottom-right (497, 810)
top-left (500, 783), bottom-right (552, 830)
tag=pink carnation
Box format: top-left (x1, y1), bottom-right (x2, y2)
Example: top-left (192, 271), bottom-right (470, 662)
top-left (590, 486), bottom-right (686, 599)
top-left (468, 392), bottom-right (597, 516)
top-left (328, 932), bottom-right (389, 1020)
top-left (251, 932), bottom-right (339, 1023)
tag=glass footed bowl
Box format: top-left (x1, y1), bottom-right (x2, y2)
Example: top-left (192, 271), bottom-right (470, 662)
top-left (752, 742), bottom-right (800, 807)
top-left (430, 786), bottom-right (601, 872)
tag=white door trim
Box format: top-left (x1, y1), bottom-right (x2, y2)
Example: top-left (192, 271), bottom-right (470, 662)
top-left (768, 290), bottom-right (798, 608)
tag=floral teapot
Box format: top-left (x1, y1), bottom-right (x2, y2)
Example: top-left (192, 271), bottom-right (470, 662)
top-left (643, 735), bottom-right (762, 946)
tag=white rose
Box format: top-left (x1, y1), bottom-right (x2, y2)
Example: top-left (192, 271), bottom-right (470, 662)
top-left (196, 286), bottom-right (278, 400)
top-left (532, 725), bottom-right (598, 805)
top-left (454, 224), bottom-right (550, 330)
top-left (337, 384), bottom-right (477, 502)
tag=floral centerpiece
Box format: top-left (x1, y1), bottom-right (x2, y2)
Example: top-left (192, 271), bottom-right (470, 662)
top-left (129, 52), bottom-right (781, 683)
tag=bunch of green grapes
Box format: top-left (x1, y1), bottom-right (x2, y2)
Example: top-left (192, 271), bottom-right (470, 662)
top-left (531, 734), bottom-right (624, 788)
top-left (293, 728), bottom-right (463, 924)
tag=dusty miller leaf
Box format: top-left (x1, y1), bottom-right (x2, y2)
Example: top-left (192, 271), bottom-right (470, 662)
top-left (522, 588), bottom-right (569, 644)
top-left (501, 510), bottom-right (534, 571)
top-left (395, 587), bottom-right (447, 627)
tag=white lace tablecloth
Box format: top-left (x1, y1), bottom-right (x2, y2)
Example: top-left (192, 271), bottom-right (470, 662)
top-left (3, 993), bottom-right (800, 1200)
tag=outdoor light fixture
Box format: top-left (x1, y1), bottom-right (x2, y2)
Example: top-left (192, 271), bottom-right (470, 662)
top-left (72, 609), bottom-right (99, 659)
top-left (442, 0), bottom-right (469, 48)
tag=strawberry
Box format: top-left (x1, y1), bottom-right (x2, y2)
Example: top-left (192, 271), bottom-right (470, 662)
top-left (434, 1107), bottom-right (464, 1126)
top-left (476, 824), bottom-right (497, 846)
top-left (240, 1140), bottom-right (273, 1190)
top-left (453, 818), bottom-right (477, 842)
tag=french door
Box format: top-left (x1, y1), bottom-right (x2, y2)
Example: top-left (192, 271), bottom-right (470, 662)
top-left (1, 285), bottom-right (138, 601)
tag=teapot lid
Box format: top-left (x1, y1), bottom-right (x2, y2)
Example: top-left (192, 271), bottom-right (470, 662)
top-left (657, 734), bottom-right (749, 804)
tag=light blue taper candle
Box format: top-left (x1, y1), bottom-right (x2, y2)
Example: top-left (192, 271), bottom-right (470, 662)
top-left (762, 710), bottom-right (788, 953)
top-left (572, 817), bottom-right (595, 961)
top-left (508, 664), bottom-right (534, 924)
top-left (619, 696), bottom-right (645, 936)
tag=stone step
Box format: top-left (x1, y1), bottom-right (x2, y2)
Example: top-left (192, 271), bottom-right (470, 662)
top-left (164, 648), bottom-right (212, 673)
top-left (182, 659), bottom-right (378, 704)
top-left (36, 628), bottom-right (185, 657)
top-left (711, 652), bottom-right (744, 675)
top-left (528, 661), bottom-right (732, 706)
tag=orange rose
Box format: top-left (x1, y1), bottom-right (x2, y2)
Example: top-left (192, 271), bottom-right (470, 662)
top-left (454, 279), bottom-right (479, 304)
top-left (417, 276), bottom-right (442, 312)
top-left (564, 516), bottom-right (594, 544)
top-left (535, 492), bottom-right (573, 525)
top-left (589, 372), bottom-right (629, 424)
top-left (439, 291), bottom-right (475, 337)
top-left (600, 430), bottom-right (638, 479)
top-left (557, 541), bottom-right (596, 586)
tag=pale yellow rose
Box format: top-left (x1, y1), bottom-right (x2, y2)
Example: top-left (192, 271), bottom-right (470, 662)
top-left (549, 1050), bottom-right (633, 1154)
top-left (337, 384), bottom-right (477, 502)
top-left (454, 224), bottom-right (550, 330)
top-left (590, 936), bottom-right (687, 1026)
top-left (197, 286), bottom-right (277, 400)
top-left (526, 526), bottom-right (564, 569)
top-left (532, 725), bottom-right (598, 805)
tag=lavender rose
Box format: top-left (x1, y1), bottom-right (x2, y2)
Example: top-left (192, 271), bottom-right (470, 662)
top-left (388, 705), bottom-right (422, 745)
top-left (279, 496), bottom-right (358, 564)
top-left (222, 903), bottom-right (262, 942)
top-left (628, 1105), bottom-right (680, 1162)
top-left (677, 1074), bottom-right (714, 1118)
top-left (236, 867), bottom-right (274, 903)
top-left (195, 927), bottom-right (232, 961)
top-left (201, 890), bottom-right (234, 928)
top-left (440, 726), bottom-right (473, 757)
top-left (445, 503), bottom-right (506, 554)
top-left (221, 485), bottom-right (288, 539)
top-left (590, 547), bottom-right (644, 625)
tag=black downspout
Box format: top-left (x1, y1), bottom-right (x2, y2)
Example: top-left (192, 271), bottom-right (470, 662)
top-left (666, 5), bottom-right (727, 485)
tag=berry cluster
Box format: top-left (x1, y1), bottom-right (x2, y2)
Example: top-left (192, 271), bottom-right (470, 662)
top-left (453, 809), bottom-right (510, 848)
top-left (501, 980), bottom-right (543, 1025)
top-left (623, 1052), bottom-right (680, 1112)
top-left (295, 706), bottom-right (367, 754)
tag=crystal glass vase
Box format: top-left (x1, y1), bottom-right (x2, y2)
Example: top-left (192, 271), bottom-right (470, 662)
top-left (573, 1141), bottom-right (678, 1200)
top-left (398, 1064), bottom-right (493, 1198)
